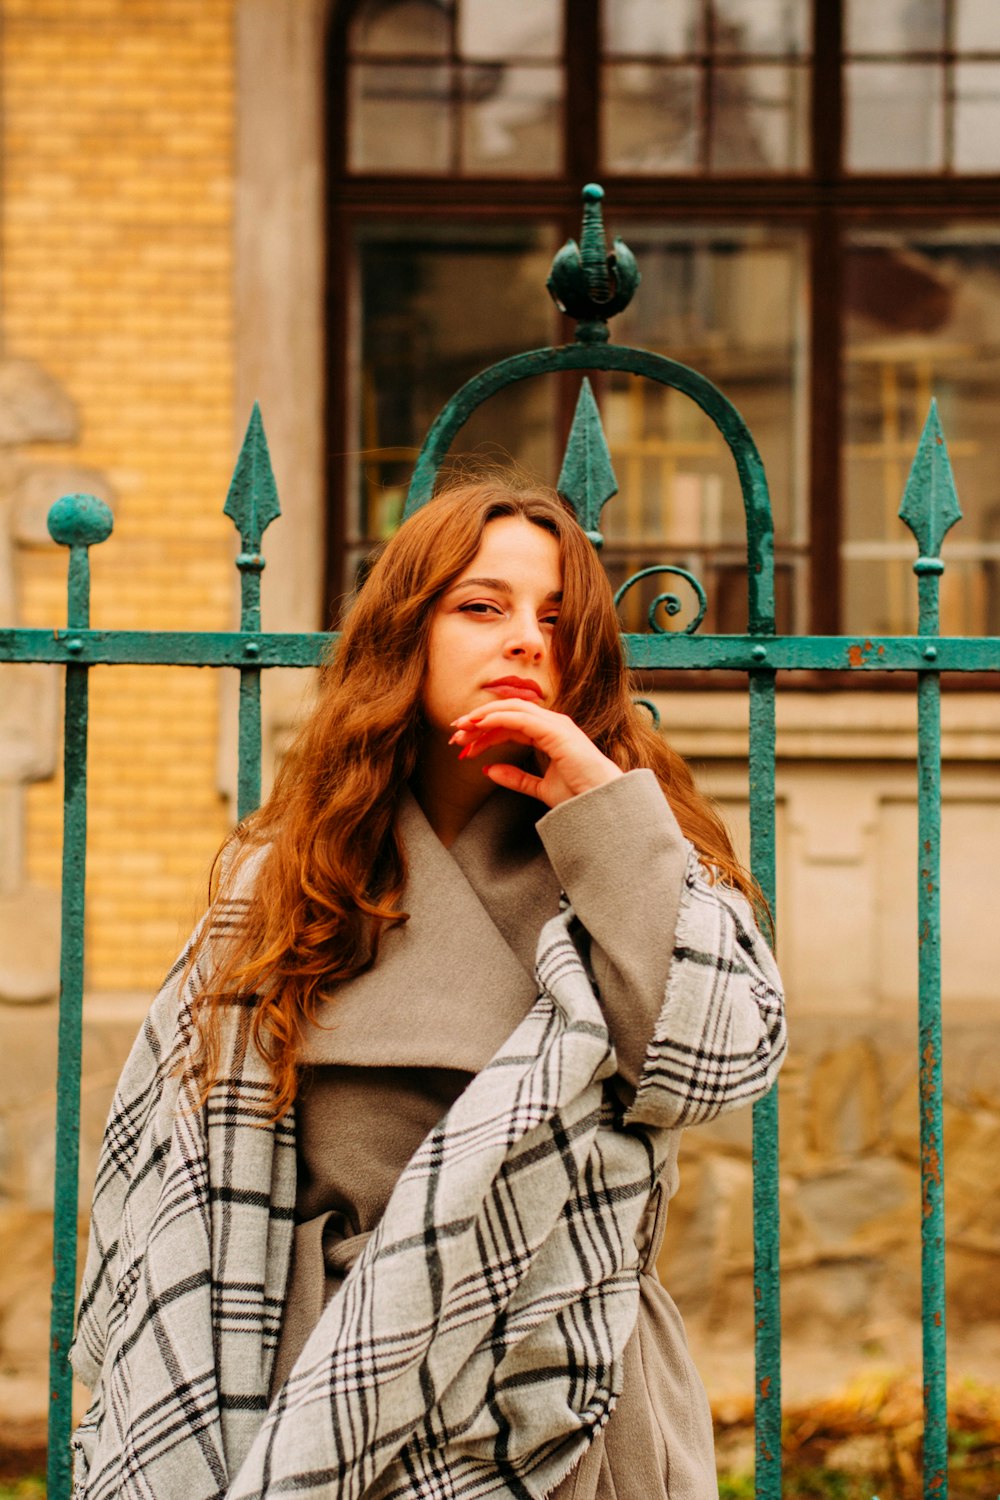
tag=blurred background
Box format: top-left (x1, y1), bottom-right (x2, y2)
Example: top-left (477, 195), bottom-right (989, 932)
top-left (1, 0), bottom-right (999, 1489)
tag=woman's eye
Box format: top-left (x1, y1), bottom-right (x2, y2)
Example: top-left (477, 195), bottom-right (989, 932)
top-left (459, 601), bottom-right (502, 616)
top-left (541, 613), bottom-right (560, 627)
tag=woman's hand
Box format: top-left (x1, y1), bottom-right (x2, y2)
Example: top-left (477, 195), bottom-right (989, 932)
top-left (448, 700), bottom-right (623, 809)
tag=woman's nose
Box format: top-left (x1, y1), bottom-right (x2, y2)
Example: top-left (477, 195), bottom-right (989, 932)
top-left (504, 611), bottom-right (545, 660)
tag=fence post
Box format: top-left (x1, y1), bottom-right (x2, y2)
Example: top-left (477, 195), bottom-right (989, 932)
top-left (899, 402), bottom-right (961, 1498)
top-left (224, 403), bottom-right (281, 819)
top-left (45, 493), bottom-right (114, 1500)
top-left (749, 665), bottom-right (780, 1497)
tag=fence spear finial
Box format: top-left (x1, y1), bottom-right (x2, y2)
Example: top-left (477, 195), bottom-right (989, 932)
top-left (557, 377), bottom-right (618, 547)
top-left (898, 400), bottom-right (962, 562)
top-left (224, 402), bottom-right (281, 555)
top-left (225, 403), bottom-right (281, 635)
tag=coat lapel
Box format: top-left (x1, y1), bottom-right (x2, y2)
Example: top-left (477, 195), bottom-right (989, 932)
top-left (298, 789), bottom-right (561, 1073)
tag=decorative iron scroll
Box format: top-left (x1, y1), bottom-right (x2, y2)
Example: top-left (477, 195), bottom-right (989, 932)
top-left (631, 697), bottom-right (661, 729)
top-left (613, 564), bottom-right (708, 636)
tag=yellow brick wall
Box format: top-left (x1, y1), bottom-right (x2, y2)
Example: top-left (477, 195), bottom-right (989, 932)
top-left (2, 0), bottom-right (237, 990)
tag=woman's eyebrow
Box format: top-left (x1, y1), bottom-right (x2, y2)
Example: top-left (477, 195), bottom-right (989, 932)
top-left (450, 577), bottom-right (563, 602)
top-left (451, 576), bottom-right (511, 592)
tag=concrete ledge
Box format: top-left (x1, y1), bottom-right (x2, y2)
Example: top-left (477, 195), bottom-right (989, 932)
top-left (650, 690), bottom-right (1000, 760)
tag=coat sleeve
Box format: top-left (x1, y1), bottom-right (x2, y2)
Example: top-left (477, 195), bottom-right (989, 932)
top-left (536, 768), bottom-right (786, 1127)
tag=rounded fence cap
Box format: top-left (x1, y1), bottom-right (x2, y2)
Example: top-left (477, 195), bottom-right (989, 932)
top-left (47, 493), bottom-right (114, 547)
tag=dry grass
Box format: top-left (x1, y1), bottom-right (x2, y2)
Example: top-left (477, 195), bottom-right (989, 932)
top-left (716, 1373), bottom-right (1000, 1498)
top-left (3, 1378), bottom-right (999, 1498)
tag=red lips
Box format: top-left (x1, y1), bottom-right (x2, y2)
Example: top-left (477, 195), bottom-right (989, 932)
top-left (484, 676), bottom-right (543, 698)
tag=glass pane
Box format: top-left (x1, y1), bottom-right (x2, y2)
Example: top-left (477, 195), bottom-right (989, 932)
top-left (846, 63), bottom-right (944, 170)
top-left (598, 226), bottom-right (808, 632)
top-left (352, 0), bottom-right (452, 58)
top-left (352, 225), bottom-right (558, 574)
top-left (844, 231), bottom-right (1000, 635)
top-left (460, 64), bottom-right (561, 174)
top-left (347, 62), bottom-right (449, 171)
top-left (711, 63), bottom-right (810, 171)
top-left (602, 63), bottom-right (700, 172)
top-left (953, 64), bottom-right (1000, 170)
top-left (604, 0), bottom-right (704, 56)
top-left (350, 63), bottom-right (452, 172)
top-left (459, 0), bottom-right (562, 59)
top-left (841, 559), bottom-right (917, 634)
top-left (845, 0), bottom-right (944, 54)
top-left (955, 0), bottom-right (1000, 52)
top-left (713, 0), bottom-right (811, 57)
top-left (842, 556), bottom-right (1000, 635)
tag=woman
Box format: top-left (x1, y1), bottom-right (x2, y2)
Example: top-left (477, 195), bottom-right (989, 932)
top-left (72, 479), bottom-right (786, 1500)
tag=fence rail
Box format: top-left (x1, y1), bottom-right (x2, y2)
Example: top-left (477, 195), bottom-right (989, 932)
top-left (3, 627), bottom-right (998, 672)
top-left (1, 185), bottom-right (998, 1500)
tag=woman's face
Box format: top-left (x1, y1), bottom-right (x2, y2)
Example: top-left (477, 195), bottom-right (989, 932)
top-left (422, 515), bottom-right (563, 736)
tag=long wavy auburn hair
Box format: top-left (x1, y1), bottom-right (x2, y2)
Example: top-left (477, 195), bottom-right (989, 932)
top-left (190, 477), bottom-right (763, 1119)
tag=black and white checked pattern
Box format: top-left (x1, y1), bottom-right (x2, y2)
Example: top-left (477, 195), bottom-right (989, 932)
top-left (72, 850), bottom-right (785, 1500)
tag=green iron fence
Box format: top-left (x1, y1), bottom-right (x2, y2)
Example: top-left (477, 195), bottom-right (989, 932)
top-left (0, 185), bottom-right (995, 1500)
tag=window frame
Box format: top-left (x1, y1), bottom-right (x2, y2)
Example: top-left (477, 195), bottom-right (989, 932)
top-left (325, 0), bottom-right (1000, 651)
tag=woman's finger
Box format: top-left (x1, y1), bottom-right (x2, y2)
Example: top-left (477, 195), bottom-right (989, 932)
top-left (453, 701), bottom-right (553, 730)
top-left (453, 702), bottom-right (569, 754)
top-left (458, 727), bottom-right (533, 759)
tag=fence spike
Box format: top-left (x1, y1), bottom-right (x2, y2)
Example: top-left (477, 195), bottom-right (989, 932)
top-left (898, 400), bottom-right (962, 560)
top-left (557, 377), bottom-right (618, 548)
top-left (224, 402), bottom-right (281, 552)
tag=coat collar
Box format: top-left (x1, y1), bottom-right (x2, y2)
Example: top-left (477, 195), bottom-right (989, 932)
top-left (298, 788), bottom-right (561, 1072)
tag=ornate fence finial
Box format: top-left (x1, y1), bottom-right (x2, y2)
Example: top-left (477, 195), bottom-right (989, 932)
top-left (556, 377), bottom-right (618, 547)
top-left (47, 493), bottom-right (114, 550)
top-left (47, 493), bottom-right (114, 631)
top-left (546, 183), bottom-right (640, 344)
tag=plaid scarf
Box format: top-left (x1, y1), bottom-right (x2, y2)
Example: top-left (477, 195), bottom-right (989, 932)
top-left (71, 851), bottom-right (785, 1500)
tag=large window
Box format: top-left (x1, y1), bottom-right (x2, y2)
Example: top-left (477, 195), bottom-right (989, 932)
top-left (327, 0), bottom-right (1000, 640)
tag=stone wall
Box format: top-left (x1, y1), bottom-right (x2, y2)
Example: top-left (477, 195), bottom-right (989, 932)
top-left (657, 694), bottom-right (1000, 1401)
top-left (663, 1013), bottom-right (1000, 1403)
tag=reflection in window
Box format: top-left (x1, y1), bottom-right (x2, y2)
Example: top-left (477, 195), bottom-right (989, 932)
top-left (846, 0), bottom-right (1000, 172)
top-left (348, 0), bottom-right (563, 175)
top-left (844, 231), bottom-right (1000, 635)
top-left (601, 227), bottom-right (808, 634)
top-left (350, 225), bottom-right (557, 586)
top-left (602, 0), bottom-right (811, 174)
top-left (355, 0), bottom-right (451, 55)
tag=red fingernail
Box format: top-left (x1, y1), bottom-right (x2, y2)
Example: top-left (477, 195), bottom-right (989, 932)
top-left (458, 746), bottom-right (470, 760)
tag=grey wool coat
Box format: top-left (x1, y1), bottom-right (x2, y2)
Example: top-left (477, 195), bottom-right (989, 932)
top-left (72, 770), bottom-right (786, 1500)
